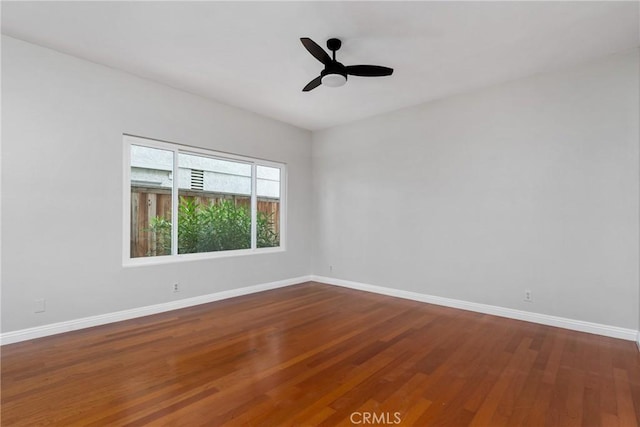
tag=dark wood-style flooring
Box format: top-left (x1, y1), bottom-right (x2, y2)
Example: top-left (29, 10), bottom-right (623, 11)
top-left (2, 282), bottom-right (639, 426)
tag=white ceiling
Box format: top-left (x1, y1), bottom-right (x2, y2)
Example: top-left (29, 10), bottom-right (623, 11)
top-left (2, 1), bottom-right (638, 131)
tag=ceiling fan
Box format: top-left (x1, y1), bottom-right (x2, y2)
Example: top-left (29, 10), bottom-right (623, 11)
top-left (300, 37), bottom-right (393, 92)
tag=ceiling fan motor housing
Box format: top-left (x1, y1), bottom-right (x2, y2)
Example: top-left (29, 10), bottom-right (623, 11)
top-left (322, 61), bottom-right (346, 76)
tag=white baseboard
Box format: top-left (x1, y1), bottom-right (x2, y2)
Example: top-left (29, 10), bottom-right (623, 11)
top-left (0, 275), bottom-right (313, 345)
top-left (3, 275), bottom-right (638, 346)
top-left (311, 275), bottom-right (638, 342)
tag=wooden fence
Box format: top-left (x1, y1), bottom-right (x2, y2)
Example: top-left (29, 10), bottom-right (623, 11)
top-left (131, 187), bottom-right (280, 258)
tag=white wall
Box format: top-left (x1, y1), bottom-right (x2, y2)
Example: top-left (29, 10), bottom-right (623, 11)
top-left (3, 35), bottom-right (638, 337)
top-left (312, 50), bottom-right (640, 330)
top-left (1, 36), bottom-right (312, 333)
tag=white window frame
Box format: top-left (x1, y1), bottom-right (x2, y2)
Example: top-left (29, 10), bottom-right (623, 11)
top-left (123, 134), bottom-right (286, 266)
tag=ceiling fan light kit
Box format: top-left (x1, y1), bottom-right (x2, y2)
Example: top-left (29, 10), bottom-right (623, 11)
top-left (321, 73), bottom-right (347, 87)
top-left (300, 37), bottom-right (393, 92)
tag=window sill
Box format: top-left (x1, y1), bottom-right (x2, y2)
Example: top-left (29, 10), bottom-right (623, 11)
top-left (123, 246), bottom-right (285, 268)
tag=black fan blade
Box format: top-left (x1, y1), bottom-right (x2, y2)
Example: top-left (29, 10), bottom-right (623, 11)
top-left (302, 76), bottom-right (322, 92)
top-left (300, 38), bottom-right (331, 65)
top-left (345, 65), bottom-right (393, 77)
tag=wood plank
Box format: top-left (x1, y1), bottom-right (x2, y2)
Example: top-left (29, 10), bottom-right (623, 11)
top-left (1, 283), bottom-right (639, 426)
top-left (613, 367), bottom-right (640, 427)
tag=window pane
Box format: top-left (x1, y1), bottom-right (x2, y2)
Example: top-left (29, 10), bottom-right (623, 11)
top-left (130, 145), bottom-right (173, 258)
top-left (177, 153), bottom-right (251, 253)
top-left (257, 165), bottom-right (280, 248)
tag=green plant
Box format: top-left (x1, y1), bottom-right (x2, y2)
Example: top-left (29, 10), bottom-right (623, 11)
top-left (147, 216), bottom-right (171, 256)
top-left (147, 196), bottom-right (279, 255)
top-left (257, 211), bottom-right (279, 248)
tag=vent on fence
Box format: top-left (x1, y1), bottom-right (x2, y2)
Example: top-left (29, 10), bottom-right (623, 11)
top-left (190, 169), bottom-right (204, 191)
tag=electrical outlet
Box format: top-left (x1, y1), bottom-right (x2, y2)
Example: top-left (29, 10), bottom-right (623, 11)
top-left (329, 265), bottom-right (333, 273)
top-left (524, 290), bottom-right (532, 302)
top-left (34, 298), bottom-right (46, 313)
top-left (173, 283), bottom-right (180, 293)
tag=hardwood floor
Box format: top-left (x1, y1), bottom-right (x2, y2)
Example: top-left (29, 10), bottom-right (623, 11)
top-left (2, 282), bottom-right (639, 426)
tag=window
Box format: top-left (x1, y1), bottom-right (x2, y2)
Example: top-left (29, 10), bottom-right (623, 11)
top-left (124, 135), bottom-right (285, 264)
